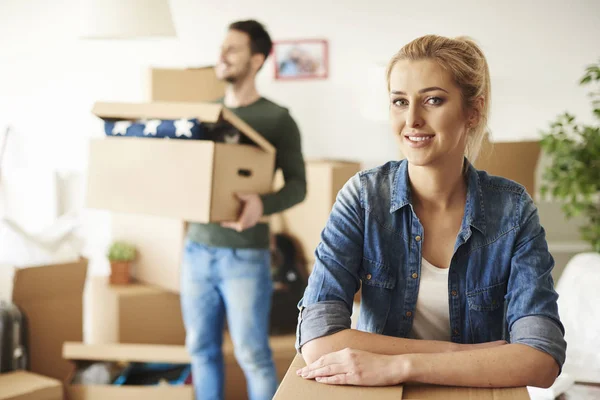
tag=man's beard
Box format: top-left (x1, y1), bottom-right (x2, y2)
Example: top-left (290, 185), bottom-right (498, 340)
top-left (223, 61), bottom-right (252, 84)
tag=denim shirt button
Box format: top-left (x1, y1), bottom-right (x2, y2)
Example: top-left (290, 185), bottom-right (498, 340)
top-left (406, 311), bottom-right (412, 317)
top-left (451, 290), bottom-right (458, 297)
top-left (366, 274), bottom-right (372, 280)
top-left (415, 235), bottom-right (422, 242)
top-left (453, 329), bottom-right (459, 335)
top-left (412, 273), bottom-right (418, 279)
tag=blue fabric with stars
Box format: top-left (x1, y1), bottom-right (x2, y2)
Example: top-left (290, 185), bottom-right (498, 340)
top-left (103, 119), bottom-right (207, 140)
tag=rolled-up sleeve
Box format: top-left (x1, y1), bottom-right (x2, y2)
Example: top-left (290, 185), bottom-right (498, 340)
top-left (506, 191), bottom-right (567, 370)
top-left (296, 174), bottom-right (364, 352)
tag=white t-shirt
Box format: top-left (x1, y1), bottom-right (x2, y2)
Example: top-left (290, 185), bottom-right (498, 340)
top-left (410, 258), bottom-right (451, 341)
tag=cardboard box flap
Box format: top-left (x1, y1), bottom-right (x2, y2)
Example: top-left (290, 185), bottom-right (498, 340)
top-left (93, 101), bottom-right (222, 123)
top-left (0, 371), bottom-right (62, 399)
top-left (92, 102), bottom-right (275, 154)
top-left (12, 257), bottom-right (88, 303)
top-left (221, 108), bottom-right (275, 154)
top-left (63, 342), bottom-right (191, 364)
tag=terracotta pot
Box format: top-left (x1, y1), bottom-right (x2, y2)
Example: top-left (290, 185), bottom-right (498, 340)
top-left (109, 261), bottom-right (131, 285)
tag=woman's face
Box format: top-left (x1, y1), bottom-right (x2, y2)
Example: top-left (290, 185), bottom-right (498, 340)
top-left (389, 59), bottom-right (473, 168)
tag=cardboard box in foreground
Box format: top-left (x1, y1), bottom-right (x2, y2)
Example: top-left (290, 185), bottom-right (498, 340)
top-left (86, 101), bottom-right (276, 223)
top-left (0, 371), bottom-right (63, 400)
top-left (274, 354), bottom-right (530, 400)
top-left (0, 258), bottom-right (87, 381)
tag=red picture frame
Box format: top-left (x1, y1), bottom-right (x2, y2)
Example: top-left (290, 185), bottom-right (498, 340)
top-left (272, 39), bottom-right (329, 80)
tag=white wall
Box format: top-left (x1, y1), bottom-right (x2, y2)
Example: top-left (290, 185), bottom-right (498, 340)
top-left (0, 0), bottom-right (598, 270)
top-left (1, 0), bottom-right (599, 170)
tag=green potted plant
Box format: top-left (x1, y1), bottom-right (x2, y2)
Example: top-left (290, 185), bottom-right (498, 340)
top-left (107, 241), bottom-right (137, 285)
top-left (540, 60), bottom-right (600, 253)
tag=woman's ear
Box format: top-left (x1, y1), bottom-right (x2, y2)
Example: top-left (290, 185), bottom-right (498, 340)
top-left (469, 96), bottom-right (485, 128)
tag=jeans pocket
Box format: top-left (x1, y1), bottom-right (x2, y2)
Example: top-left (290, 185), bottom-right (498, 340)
top-left (232, 248), bottom-right (269, 264)
top-left (181, 241), bottom-right (212, 283)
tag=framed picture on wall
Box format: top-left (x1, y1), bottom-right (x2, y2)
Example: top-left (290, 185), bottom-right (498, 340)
top-left (273, 39), bottom-right (329, 80)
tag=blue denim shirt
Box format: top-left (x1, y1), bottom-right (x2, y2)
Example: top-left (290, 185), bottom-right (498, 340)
top-left (297, 160), bottom-right (566, 369)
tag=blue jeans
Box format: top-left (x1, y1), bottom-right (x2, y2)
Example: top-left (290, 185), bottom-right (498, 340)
top-left (180, 240), bottom-right (278, 400)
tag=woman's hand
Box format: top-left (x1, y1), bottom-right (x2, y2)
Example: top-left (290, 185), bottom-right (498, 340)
top-left (296, 348), bottom-right (409, 386)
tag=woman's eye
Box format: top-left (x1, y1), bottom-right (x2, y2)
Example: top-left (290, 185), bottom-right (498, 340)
top-left (426, 97), bottom-right (444, 105)
top-left (392, 98), bottom-right (408, 107)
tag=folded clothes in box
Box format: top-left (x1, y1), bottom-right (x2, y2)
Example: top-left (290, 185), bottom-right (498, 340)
top-left (104, 118), bottom-right (206, 140)
top-left (113, 363), bottom-right (191, 386)
top-left (72, 361), bottom-right (191, 386)
top-left (103, 118), bottom-right (243, 143)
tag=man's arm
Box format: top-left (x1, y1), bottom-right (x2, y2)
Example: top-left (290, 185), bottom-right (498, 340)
top-left (260, 112), bottom-right (306, 215)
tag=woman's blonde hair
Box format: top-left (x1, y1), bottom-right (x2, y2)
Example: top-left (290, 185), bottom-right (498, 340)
top-left (386, 35), bottom-right (491, 162)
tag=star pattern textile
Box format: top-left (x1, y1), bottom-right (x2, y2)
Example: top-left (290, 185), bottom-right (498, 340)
top-left (143, 119), bottom-right (162, 136)
top-left (112, 121), bottom-right (132, 135)
top-left (174, 119), bottom-right (194, 138)
top-left (104, 118), bottom-right (207, 140)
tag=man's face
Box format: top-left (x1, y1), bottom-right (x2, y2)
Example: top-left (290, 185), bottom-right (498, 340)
top-left (216, 30), bottom-right (254, 84)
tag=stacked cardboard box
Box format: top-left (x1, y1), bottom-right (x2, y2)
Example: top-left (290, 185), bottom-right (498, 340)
top-left (0, 258), bottom-right (87, 382)
top-left (0, 371), bottom-right (63, 400)
top-left (87, 276), bottom-right (186, 345)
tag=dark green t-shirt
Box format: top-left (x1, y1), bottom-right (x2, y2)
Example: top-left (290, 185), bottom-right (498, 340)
top-left (186, 97), bottom-right (306, 249)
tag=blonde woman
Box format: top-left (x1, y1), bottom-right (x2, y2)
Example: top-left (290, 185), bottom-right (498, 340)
top-left (295, 35), bottom-right (565, 388)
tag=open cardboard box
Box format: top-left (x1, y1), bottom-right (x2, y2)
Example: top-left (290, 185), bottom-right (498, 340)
top-left (0, 371), bottom-right (63, 400)
top-left (86, 101), bottom-right (276, 223)
top-left (0, 258), bottom-right (87, 381)
top-left (148, 67), bottom-right (225, 103)
top-left (64, 334), bottom-right (297, 400)
top-left (274, 354), bottom-right (531, 400)
top-left (63, 342), bottom-right (192, 400)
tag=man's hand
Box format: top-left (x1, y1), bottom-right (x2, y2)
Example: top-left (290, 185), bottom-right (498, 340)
top-left (296, 348), bottom-right (408, 386)
top-left (221, 193), bottom-right (264, 232)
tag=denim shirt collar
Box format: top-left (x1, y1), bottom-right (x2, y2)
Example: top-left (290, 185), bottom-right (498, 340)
top-left (389, 159), bottom-right (487, 235)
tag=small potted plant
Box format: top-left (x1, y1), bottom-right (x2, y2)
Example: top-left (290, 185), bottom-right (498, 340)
top-left (107, 241), bottom-right (137, 285)
top-left (540, 59), bottom-right (600, 253)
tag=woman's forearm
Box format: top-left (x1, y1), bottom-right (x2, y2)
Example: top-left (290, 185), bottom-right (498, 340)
top-left (403, 343), bottom-right (559, 388)
top-left (301, 329), bottom-right (504, 365)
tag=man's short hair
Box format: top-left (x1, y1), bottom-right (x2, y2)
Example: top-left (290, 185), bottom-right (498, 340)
top-left (229, 20), bottom-right (273, 62)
